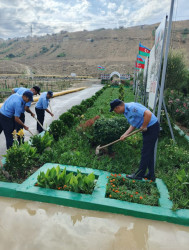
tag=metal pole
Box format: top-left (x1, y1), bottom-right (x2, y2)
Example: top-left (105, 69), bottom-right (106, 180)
top-left (157, 0), bottom-right (174, 122)
top-left (133, 63), bottom-right (136, 93)
top-left (135, 71), bottom-right (139, 102)
top-left (154, 0), bottom-right (175, 169)
top-left (162, 97), bottom-right (175, 141)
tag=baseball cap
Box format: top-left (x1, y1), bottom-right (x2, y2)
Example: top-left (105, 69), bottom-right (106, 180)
top-left (110, 99), bottom-right (122, 112)
top-left (47, 91), bottom-right (53, 97)
top-left (23, 90), bottom-right (33, 102)
top-left (33, 86), bottom-right (40, 95)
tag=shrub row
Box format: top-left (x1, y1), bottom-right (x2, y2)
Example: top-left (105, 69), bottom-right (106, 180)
top-left (49, 86), bottom-right (107, 141)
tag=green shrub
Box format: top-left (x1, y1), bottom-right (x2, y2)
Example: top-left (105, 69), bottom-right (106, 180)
top-left (121, 80), bottom-right (130, 87)
top-left (4, 142), bottom-right (37, 179)
top-left (93, 117), bottom-right (129, 145)
top-left (40, 46), bottom-right (49, 54)
top-left (49, 120), bottom-right (68, 141)
top-left (57, 52), bottom-right (66, 57)
top-left (30, 131), bottom-right (53, 154)
top-left (119, 84), bottom-right (125, 101)
top-left (81, 99), bottom-right (94, 108)
top-left (69, 106), bottom-right (82, 116)
top-left (59, 112), bottom-right (76, 127)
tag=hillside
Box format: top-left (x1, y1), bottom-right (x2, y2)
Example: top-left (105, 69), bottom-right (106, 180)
top-left (0, 20), bottom-right (188, 76)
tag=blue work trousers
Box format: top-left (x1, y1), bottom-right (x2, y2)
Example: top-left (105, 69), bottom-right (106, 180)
top-left (137, 121), bottom-right (160, 178)
top-left (35, 108), bottom-right (45, 133)
top-left (0, 113), bottom-right (15, 149)
top-left (15, 112), bottom-right (25, 144)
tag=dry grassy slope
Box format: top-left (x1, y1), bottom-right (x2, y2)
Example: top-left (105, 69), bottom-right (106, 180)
top-left (0, 20), bottom-right (188, 76)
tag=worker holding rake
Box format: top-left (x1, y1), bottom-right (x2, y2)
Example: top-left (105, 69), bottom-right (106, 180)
top-left (110, 99), bottom-right (160, 181)
top-left (0, 91), bottom-right (33, 149)
top-left (35, 91), bottom-right (54, 133)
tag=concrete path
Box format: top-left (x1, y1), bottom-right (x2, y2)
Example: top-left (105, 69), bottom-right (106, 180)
top-left (0, 83), bottom-right (102, 160)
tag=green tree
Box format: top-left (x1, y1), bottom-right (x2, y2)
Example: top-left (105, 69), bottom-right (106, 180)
top-left (165, 50), bottom-right (188, 94)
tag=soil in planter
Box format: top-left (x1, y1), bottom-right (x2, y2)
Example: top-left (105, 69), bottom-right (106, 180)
top-left (106, 174), bottom-right (160, 206)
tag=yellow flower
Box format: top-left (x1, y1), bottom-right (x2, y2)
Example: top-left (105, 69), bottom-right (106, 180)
top-left (81, 115), bottom-right (84, 118)
top-left (17, 129), bottom-right (24, 138)
top-left (12, 130), bottom-right (17, 140)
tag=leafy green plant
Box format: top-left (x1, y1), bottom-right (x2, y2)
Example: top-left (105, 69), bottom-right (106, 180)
top-left (49, 120), bottom-right (68, 141)
top-left (69, 106), bottom-right (82, 116)
top-left (4, 142), bottom-right (38, 179)
top-left (59, 112), bottom-right (76, 127)
top-left (176, 169), bottom-right (189, 189)
top-left (36, 165), bottom-right (96, 194)
top-left (93, 117), bottom-right (129, 145)
top-left (57, 52), bottom-right (66, 57)
top-left (118, 84), bottom-right (125, 101)
top-left (30, 131), bottom-right (54, 154)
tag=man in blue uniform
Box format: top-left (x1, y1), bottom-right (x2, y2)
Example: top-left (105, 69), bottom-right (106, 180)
top-left (0, 91), bottom-right (33, 149)
top-left (35, 91), bottom-right (54, 133)
top-left (110, 99), bottom-right (160, 181)
top-left (12, 86), bottom-right (40, 142)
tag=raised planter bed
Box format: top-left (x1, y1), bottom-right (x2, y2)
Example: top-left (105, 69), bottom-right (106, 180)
top-left (0, 163), bottom-right (188, 226)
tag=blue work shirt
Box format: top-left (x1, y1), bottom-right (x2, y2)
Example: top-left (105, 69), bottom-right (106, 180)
top-left (0, 94), bottom-right (26, 118)
top-left (14, 87), bottom-right (32, 112)
top-left (35, 92), bottom-right (49, 109)
top-left (124, 102), bottom-right (158, 128)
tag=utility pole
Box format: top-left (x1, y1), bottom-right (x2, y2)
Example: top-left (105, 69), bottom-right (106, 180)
top-left (31, 25), bottom-right (33, 38)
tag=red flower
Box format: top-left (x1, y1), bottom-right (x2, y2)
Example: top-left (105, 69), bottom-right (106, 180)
top-left (130, 195), bottom-right (133, 198)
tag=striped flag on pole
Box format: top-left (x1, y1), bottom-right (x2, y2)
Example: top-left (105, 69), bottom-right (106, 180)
top-left (137, 54), bottom-right (145, 64)
top-left (98, 65), bottom-right (105, 70)
top-left (135, 62), bottom-right (145, 69)
top-left (139, 43), bottom-right (151, 57)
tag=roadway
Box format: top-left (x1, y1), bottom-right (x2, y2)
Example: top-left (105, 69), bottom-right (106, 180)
top-left (0, 82), bottom-right (102, 160)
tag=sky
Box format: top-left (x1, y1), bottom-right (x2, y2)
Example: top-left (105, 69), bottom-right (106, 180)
top-left (0, 0), bottom-right (188, 39)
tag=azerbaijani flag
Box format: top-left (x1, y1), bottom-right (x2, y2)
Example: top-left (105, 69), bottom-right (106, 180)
top-left (139, 43), bottom-right (151, 57)
top-left (98, 65), bottom-right (105, 70)
top-left (135, 62), bottom-right (145, 69)
top-left (137, 54), bottom-right (145, 64)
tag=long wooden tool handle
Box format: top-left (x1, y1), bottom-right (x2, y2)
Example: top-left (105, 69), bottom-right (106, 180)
top-left (28, 129), bottom-right (34, 136)
top-left (99, 129), bottom-right (142, 150)
top-left (49, 103), bottom-right (55, 120)
top-left (33, 116), bottom-right (45, 130)
top-left (99, 138), bottom-right (121, 149)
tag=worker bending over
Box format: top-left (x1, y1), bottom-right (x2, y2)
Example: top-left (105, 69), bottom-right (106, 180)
top-left (35, 91), bottom-right (54, 133)
top-left (0, 91), bottom-right (33, 149)
top-left (12, 86), bottom-right (40, 142)
top-left (110, 99), bottom-right (160, 181)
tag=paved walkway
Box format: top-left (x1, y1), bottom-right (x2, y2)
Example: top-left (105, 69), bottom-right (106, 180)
top-left (0, 83), bottom-right (102, 160)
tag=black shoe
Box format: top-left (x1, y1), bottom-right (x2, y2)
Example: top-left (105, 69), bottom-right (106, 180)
top-left (126, 173), bottom-right (142, 180)
top-left (144, 175), bottom-right (156, 181)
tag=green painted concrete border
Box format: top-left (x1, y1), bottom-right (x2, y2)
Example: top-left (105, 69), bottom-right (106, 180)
top-left (174, 124), bottom-right (189, 142)
top-left (0, 163), bottom-right (189, 226)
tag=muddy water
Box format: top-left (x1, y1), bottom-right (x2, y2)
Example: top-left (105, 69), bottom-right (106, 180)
top-left (0, 197), bottom-right (188, 250)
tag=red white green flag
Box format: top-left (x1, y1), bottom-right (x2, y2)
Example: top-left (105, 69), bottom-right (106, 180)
top-left (135, 62), bottom-right (145, 69)
top-left (137, 54), bottom-right (145, 64)
top-left (139, 43), bottom-right (151, 57)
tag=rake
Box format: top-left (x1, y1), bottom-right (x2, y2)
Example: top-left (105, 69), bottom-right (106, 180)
top-left (95, 129), bottom-right (142, 155)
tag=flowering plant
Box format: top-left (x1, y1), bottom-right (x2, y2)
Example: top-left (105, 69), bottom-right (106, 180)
top-left (106, 174), bottom-right (160, 206)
